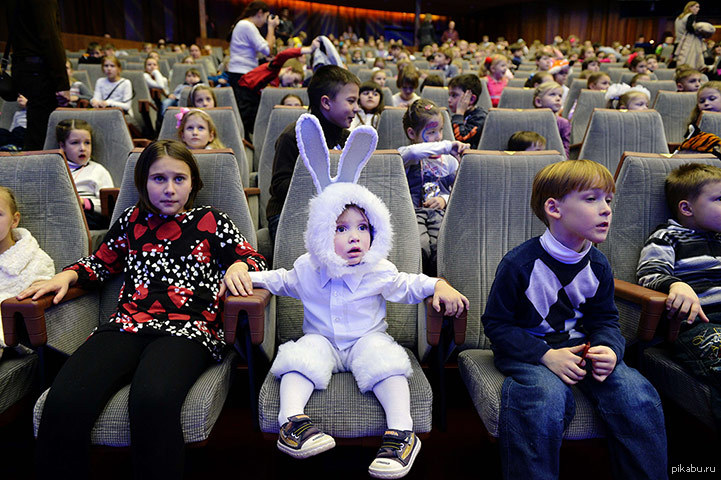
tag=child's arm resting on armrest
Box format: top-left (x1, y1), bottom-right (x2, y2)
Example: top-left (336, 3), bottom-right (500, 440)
top-left (432, 279), bottom-right (469, 317)
top-left (667, 281), bottom-right (709, 324)
top-left (16, 270), bottom-right (79, 305)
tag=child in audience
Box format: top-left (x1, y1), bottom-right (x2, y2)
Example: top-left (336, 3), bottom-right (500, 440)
top-left (533, 82), bottom-right (570, 157)
top-left (186, 84), bottom-right (217, 108)
top-left (143, 56), bottom-right (169, 95)
top-left (91, 56), bottom-right (133, 118)
top-left (66, 61), bottom-right (93, 108)
top-left (280, 94), bottom-right (304, 107)
top-left (605, 84), bottom-right (650, 111)
top-left (56, 119), bottom-right (114, 229)
top-left (629, 73), bottom-right (651, 87)
top-left (371, 69), bottom-right (387, 88)
top-left (524, 71), bottom-right (553, 88)
top-left (581, 56), bottom-right (601, 72)
top-left (78, 42), bottom-right (103, 65)
top-left (392, 69), bottom-right (421, 107)
top-left (22, 140), bottom-right (266, 479)
top-left (250, 113), bottom-right (468, 479)
top-left (432, 48), bottom-right (459, 79)
top-left (688, 81), bottom-right (721, 126)
top-left (678, 81), bottom-right (721, 158)
top-left (162, 68), bottom-right (202, 116)
top-left (448, 74), bottom-right (487, 149)
top-left (645, 54), bottom-right (659, 73)
top-left (176, 109), bottom-right (224, 150)
top-left (0, 95), bottom-right (27, 151)
top-left (399, 99), bottom-right (468, 275)
top-left (535, 51), bottom-right (553, 72)
top-left (676, 68), bottom-right (703, 92)
top-left (350, 81), bottom-right (384, 130)
top-left (507, 131), bottom-right (547, 151)
top-left (483, 159), bottom-right (667, 480)
top-left (420, 74), bottom-right (444, 93)
top-left (627, 55), bottom-right (648, 74)
top-left (0, 187), bottom-right (55, 360)
top-left (486, 54), bottom-right (510, 107)
top-left (266, 66), bottom-right (360, 242)
top-left (372, 57), bottom-right (386, 70)
top-left (549, 59), bottom-right (572, 104)
top-left (588, 72), bottom-right (611, 91)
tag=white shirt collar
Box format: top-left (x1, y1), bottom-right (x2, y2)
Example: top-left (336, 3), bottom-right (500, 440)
top-left (539, 228), bottom-right (592, 264)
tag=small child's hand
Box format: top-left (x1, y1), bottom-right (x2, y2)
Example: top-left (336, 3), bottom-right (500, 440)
top-left (16, 270), bottom-right (79, 305)
top-left (457, 90), bottom-right (473, 115)
top-left (540, 344), bottom-right (587, 385)
top-left (450, 141), bottom-right (470, 159)
top-left (423, 196), bottom-right (446, 210)
top-left (219, 262), bottom-right (253, 297)
top-left (17, 95), bottom-right (28, 107)
top-left (432, 279), bottom-right (469, 318)
top-left (169, 94), bottom-right (177, 100)
top-left (585, 345), bottom-right (617, 382)
top-left (667, 282), bottom-right (709, 324)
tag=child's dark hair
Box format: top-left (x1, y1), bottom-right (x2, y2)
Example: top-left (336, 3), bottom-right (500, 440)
top-left (507, 131), bottom-right (547, 151)
top-left (396, 68), bottom-right (420, 90)
top-left (403, 99), bottom-right (441, 137)
top-left (448, 74), bottom-right (482, 106)
top-left (581, 56), bottom-right (599, 70)
top-left (307, 65), bottom-right (360, 117)
top-left (587, 72), bottom-right (610, 88)
top-left (280, 93), bottom-right (304, 106)
top-left (524, 71), bottom-right (552, 88)
top-left (358, 81), bottom-right (384, 114)
top-left (86, 42), bottom-right (101, 54)
top-left (187, 84), bottom-right (217, 107)
top-left (420, 74), bottom-right (444, 92)
top-left (665, 163), bottom-right (721, 220)
top-left (134, 140), bottom-right (204, 214)
top-left (628, 56), bottom-right (646, 72)
top-left (0, 186), bottom-right (18, 215)
top-left (56, 119), bottom-right (94, 145)
top-left (186, 68), bottom-right (202, 79)
top-left (630, 73), bottom-right (651, 87)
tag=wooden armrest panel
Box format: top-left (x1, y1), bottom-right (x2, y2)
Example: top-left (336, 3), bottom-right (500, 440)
top-left (614, 279), bottom-right (668, 342)
top-left (244, 187), bottom-right (260, 200)
top-left (425, 297), bottom-right (467, 347)
top-left (242, 139), bottom-right (254, 151)
top-left (100, 188), bottom-right (120, 218)
top-left (1, 286), bottom-right (89, 347)
top-left (222, 289), bottom-right (272, 345)
top-left (138, 99), bottom-right (157, 113)
top-left (133, 139), bottom-right (152, 148)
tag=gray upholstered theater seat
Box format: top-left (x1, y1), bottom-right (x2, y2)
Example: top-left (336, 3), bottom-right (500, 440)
top-left (436, 151), bottom-right (606, 439)
top-left (562, 80), bottom-right (584, 119)
top-left (0, 355), bottom-right (38, 416)
top-left (477, 108), bottom-right (565, 155)
top-left (636, 80), bottom-right (676, 105)
top-left (376, 107), bottom-right (453, 150)
top-left (653, 91), bottom-right (697, 144)
top-left (577, 109), bottom-right (668, 175)
top-left (178, 87), bottom-right (245, 140)
top-left (497, 87), bottom-right (535, 109)
top-left (30, 150), bottom-right (257, 446)
top-left (570, 90), bottom-right (606, 144)
top-left (0, 100), bottom-right (20, 130)
top-left (699, 111), bottom-right (721, 137)
top-left (168, 63), bottom-right (209, 88)
top-left (258, 151), bottom-right (433, 437)
top-left (253, 87), bottom-right (309, 169)
top-left (421, 86), bottom-right (449, 108)
top-left (653, 68), bottom-right (675, 80)
top-left (619, 71), bottom-right (657, 84)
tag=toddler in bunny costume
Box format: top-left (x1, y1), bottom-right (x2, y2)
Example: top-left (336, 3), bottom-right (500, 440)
top-left (248, 114), bottom-right (468, 479)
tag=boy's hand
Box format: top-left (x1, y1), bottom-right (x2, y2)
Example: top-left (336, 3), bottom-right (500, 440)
top-left (667, 282), bottom-right (709, 324)
top-left (432, 279), bottom-right (469, 317)
top-left (423, 196), bottom-right (446, 210)
top-left (585, 345), bottom-right (617, 382)
top-left (219, 262), bottom-right (253, 297)
top-left (16, 270), bottom-right (79, 305)
top-left (456, 90), bottom-right (473, 115)
top-left (450, 141), bottom-right (470, 159)
top-left (540, 344), bottom-right (587, 385)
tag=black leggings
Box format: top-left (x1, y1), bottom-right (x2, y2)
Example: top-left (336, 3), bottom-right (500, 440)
top-left (36, 330), bottom-right (211, 479)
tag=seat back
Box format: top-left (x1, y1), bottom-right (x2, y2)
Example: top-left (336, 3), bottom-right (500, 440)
top-left (477, 108), bottom-right (565, 154)
top-left (607, 68), bottom-right (625, 83)
top-left (497, 87), bottom-right (535, 109)
top-left (699, 111), bottom-right (721, 136)
top-left (653, 68), bottom-right (674, 80)
top-left (506, 78), bottom-right (527, 88)
top-left (253, 87), bottom-right (309, 167)
top-left (160, 107), bottom-right (249, 187)
top-left (637, 80), bottom-right (677, 105)
top-left (652, 91), bottom-right (696, 143)
top-left (71, 70), bottom-right (91, 91)
top-left (122, 70), bottom-right (155, 132)
top-left (421, 86), bottom-right (449, 108)
top-left (0, 100), bottom-right (20, 130)
top-left (273, 151), bottom-right (425, 355)
top-left (376, 107), bottom-right (453, 149)
top-left (43, 108), bottom-right (134, 187)
top-left (357, 68), bottom-right (392, 83)
top-left (437, 151), bottom-right (562, 350)
top-left (257, 107), bottom-right (307, 229)
top-left (619, 72), bottom-right (658, 85)
top-left (103, 149), bottom-right (257, 323)
top-left (578, 109), bottom-right (669, 175)
top-left (478, 78), bottom-right (493, 112)
top-left (570, 90), bottom-right (607, 143)
top-left (178, 87), bottom-right (245, 139)
top-left (77, 64), bottom-right (104, 91)
top-left (562, 80), bottom-right (584, 118)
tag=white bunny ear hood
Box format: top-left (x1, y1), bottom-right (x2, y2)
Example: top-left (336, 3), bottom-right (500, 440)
top-left (295, 112), bottom-right (392, 278)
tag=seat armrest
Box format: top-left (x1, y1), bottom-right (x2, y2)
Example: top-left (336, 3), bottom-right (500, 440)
top-left (133, 139), bottom-right (152, 148)
top-left (425, 297), bottom-right (467, 347)
top-left (1, 286), bottom-right (90, 347)
top-left (222, 289), bottom-right (272, 345)
top-left (138, 99), bottom-right (157, 113)
top-left (100, 187), bottom-right (120, 218)
top-left (614, 279), bottom-right (668, 342)
top-left (242, 139), bottom-right (254, 151)
top-left (244, 187), bottom-right (260, 200)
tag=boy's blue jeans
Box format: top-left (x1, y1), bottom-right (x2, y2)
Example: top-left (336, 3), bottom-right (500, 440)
top-left (494, 352), bottom-right (667, 480)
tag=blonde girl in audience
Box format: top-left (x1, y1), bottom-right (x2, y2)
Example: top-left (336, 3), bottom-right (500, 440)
top-left (22, 140), bottom-right (266, 479)
top-left (143, 56), bottom-right (169, 95)
top-left (280, 93), bottom-right (304, 107)
top-left (678, 81), bottom-right (721, 157)
top-left (399, 99), bottom-right (468, 275)
top-left (186, 84), bottom-right (217, 108)
top-left (91, 56), bottom-right (133, 118)
top-left (56, 119), bottom-right (114, 230)
top-left (485, 54), bottom-right (510, 107)
top-left (605, 84), bottom-right (650, 110)
top-left (176, 109), bottom-right (225, 150)
top-left (371, 69), bottom-right (387, 87)
top-left (0, 186), bottom-right (54, 360)
top-left (350, 81), bottom-right (384, 130)
top-left (533, 81), bottom-right (570, 157)
top-left (688, 81), bottom-right (721, 126)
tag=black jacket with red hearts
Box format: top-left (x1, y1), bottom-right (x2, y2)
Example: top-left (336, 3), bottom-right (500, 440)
top-left (65, 205), bottom-right (266, 361)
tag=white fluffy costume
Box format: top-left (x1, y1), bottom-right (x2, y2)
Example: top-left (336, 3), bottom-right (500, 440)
top-left (249, 114), bottom-right (437, 394)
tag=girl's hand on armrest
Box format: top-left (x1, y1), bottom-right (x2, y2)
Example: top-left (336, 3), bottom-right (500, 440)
top-left (220, 262), bottom-right (253, 297)
top-left (16, 270), bottom-right (79, 304)
top-left (432, 279), bottom-right (469, 317)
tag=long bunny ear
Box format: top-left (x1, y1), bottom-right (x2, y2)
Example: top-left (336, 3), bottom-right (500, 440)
top-left (296, 113), bottom-right (332, 193)
top-left (334, 125), bottom-right (377, 184)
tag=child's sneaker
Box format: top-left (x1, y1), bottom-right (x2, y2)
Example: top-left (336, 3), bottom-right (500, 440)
top-left (277, 414), bottom-right (336, 459)
top-left (368, 429), bottom-right (421, 479)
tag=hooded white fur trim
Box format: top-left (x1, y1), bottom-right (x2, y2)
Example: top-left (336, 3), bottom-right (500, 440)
top-left (304, 183), bottom-right (393, 279)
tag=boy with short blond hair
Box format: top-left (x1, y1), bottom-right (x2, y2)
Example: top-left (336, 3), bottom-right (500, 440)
top-left (484, 159), bottom-right (667, 480)
top-left (676, 68), bottom-right (703, 92)
top-left (637, 162), bottom-right (721, 425)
